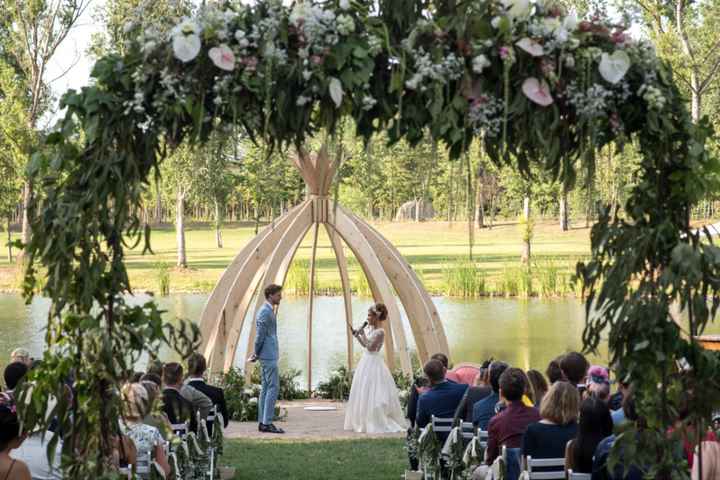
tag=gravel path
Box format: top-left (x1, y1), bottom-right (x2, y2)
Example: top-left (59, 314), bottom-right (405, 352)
top-left (224, 399), bottom-right (406, 441)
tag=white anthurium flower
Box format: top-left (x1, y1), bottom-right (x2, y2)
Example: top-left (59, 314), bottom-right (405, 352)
top-left (543, 17), bottom-right (561, 34)
top-left (599, 50), bottom-right (631, 84)
top-left (328, 77), bottom-right (344, 108)
top-left (339, 0), bottom-right (351, 10)
top-left (209, 44), bottom-right (235, 71)
top-left (173, 34), bottom-right (201, 63)
top-left (516, 38), bottom-right (544, 57)
top-left (502, 0), bottom-right (531, 18)
top-left (172, 19), bottom-right (201, 37)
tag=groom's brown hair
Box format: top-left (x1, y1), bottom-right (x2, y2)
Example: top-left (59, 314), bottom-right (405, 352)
top-left (264, 284), bottom-right (282, 299)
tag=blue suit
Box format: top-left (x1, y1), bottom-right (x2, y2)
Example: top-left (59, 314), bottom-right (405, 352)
top-left (472, 391), bottom-right (500, 430)
top-left (254, 302), bottom-right (279, 425)
top-left (416, 381), bottom-right (468, 441)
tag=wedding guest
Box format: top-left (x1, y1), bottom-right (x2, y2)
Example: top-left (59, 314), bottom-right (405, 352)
top-left (415, 359), bottom-right (468, 442)
top-left (486, 368), bottom-right (541, 464)
top-left (559, 352), bottom-right (589, 388)
top-left (161, 363), bottom-right (198, 432)
top-left (10, 349), bottom-right (32, 368)
top-left (526, 370), bottom-right (548, 407)
top-left (692, 441), bottom-right (720, 480)
top-left (454, 362), bottom-right (492, 423)
top-left (546, 357), bottom-right (564, 385)
top-left (140, 378), bottom-right (172, 439)
top-left (472, 361), bottom-right (508, 430)
top-left (523, 381), bottom-right (579, 461)
top-left (0, 402), bottom-right (31, 480)
top-left (121, 383), bottom-right (170, 477)
top-left (186, 352), bottom-right (229, 428)
top-left (610, 381), bottom-right (630, 425)
top-left (565, 396), bottom-right (613, 473)
top-left (407, 352), bottom-right (451, 429)
top-left (3, 363), bottom-right (28, 397)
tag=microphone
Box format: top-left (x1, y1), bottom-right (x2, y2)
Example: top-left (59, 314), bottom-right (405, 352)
top-left (353, 321), bottom-right (368, 335)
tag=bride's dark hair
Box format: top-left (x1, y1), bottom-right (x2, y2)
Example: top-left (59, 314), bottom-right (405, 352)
top-left (371, 303), bottom-right (388, 321)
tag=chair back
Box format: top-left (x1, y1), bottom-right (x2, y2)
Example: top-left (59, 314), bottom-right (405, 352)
top-left (135, 450), bottom-right (152, 478)
top-left (505, 447), bottom-right (522, 480)
top-left (477, 429), bottom-right (489, 448)
top-left (567, 470), bottom-right (592, 480)
top-left (525, 456), bottom-right (566, 480)
top-left (206, 404), bottom-right (217, 436)
top-left (431, 416), bottom-right (454, 435)
top-left (460, 421), bottom-right (475, 441)
top-left (171, 421), bottom-right (188, 437)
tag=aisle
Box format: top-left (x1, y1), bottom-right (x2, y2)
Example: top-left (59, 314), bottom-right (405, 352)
top-left (224, 399), bottom-right (406, 441)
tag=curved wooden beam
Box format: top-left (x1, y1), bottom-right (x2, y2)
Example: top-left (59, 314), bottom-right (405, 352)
top-left (306, 223), bottom-right (320, 392)
top-left (199, 203), bottom-right (303, 347)
top-left (344, 207), bottom-right (449, 362)
top-left (327, 208), bottom-right (412, 376)
top-left (212, 202), bottom-right (313, 372)
top-left (324, 223), bottom-right (354, 372)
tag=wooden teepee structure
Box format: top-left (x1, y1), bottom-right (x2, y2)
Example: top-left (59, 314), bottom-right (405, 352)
top-left (198, 145), bottom-right (449, 390)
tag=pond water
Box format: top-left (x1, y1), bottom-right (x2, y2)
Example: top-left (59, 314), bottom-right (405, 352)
top-left (1, 293), bottom-right (712, 387)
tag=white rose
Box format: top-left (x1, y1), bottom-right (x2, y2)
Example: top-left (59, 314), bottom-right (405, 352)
top-left (502, 0), bottom-right (531, 18)
top-left (339, 0), bottom-right (351, 10)
top-left (491, 16), bottom-right (503, 29)
top-left (472, 54), bottom-right (491, 73)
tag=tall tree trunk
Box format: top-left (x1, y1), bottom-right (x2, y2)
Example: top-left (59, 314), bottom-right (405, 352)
top-left (214, 198), bottom-right (223, 248)
top-left (176, 190), bottom-right (187, 268)
top-left (415, 197), bottom-right (420, 223)
top-left (476, 179), bottom-right (485, 229)
top-left (6, 217), bottom-right (12, 263)
top-left (559, 189), bottom-right (569, 231)
top-left (155, 179), bottom-right (162, 225)
top-left (19, 181), bottom-right (32, 260)
top-left (521, 196), bottom-right (531, 264)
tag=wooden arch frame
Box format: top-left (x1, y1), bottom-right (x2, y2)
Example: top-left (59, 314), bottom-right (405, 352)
top-left (199, 146), bottom-right (449, 390)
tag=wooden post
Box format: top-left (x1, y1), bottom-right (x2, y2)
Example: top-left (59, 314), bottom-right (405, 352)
top-left (307, 223), bottom-right (320, 393)
top-left (325, 224), bottom-right (354, 372)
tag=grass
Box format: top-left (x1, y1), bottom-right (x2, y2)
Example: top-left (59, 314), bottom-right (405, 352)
top-left (0, 219), bottom-right (592, 295)
top-left (221, 438), bottom-right (406, 479)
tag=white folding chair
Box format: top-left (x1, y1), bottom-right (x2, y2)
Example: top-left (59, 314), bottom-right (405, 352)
top-left (567, 470), bottom-right (591, 480)
top-left (430, 416), bottom-right (454, 437)
top-left (135, 451), bottom-right (152, 478)
top-left (460, 421), bottom-right (476, 441)
top-left (524, 456), bottom-right (566, 480)
top-left (171, 421), bottom-right (188, 437)
top-left (476, 429), bottom-right (489, 449)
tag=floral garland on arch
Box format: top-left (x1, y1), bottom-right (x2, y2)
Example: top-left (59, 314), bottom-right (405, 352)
top-left (20, 0), bottom-right (720, 478)
top-left (116, 0), bottom-right (667, 180)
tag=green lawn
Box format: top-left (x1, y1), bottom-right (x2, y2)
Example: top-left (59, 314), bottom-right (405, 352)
top-left (0, 219), bottom-right (592, 294)
top-left (222, 438), bottom-right (407, 479)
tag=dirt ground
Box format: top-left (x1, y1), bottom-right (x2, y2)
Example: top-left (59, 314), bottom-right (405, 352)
top-left (224, 399), bottom-right (406, 441)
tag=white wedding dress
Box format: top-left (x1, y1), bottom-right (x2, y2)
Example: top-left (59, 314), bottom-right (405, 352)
top-left (343, 327), bottom-right (407, 433)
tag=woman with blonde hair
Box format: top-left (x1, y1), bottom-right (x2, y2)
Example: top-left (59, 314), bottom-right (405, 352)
top-left (121, 383), bottom-right (171, 477)
top-left (522, 381), bottom-right (580, 461)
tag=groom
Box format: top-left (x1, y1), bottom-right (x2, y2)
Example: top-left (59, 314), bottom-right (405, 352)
top-left (250, 284), bottom-right (285, 434)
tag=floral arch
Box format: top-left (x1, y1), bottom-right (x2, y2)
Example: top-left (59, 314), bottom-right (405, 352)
top-left (20, 0), bottom-right (720, 477)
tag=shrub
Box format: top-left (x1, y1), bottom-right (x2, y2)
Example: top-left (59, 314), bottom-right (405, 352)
top-left (155, 261), bottom-right (170, 296)
top-left (442, 257), bottom-right (486, 297)
top-left (316, 366), bottom-right (353, 400)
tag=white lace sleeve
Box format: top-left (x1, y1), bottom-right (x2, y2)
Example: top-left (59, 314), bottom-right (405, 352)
top-left (365, 329), bottom-right (385, 352)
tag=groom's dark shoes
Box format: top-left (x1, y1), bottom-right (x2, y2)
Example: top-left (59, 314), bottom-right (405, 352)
top-left (259, 423), bottom-right (284, 434)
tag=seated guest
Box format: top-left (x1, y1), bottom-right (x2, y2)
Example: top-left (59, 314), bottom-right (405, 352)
top-left (485, 368), bottom-right (541, 465)
top-left (416, 359), bottom-right (468, 442)
top-left (565, 396), bottom-right (613, 473)
top-left (185, 353), bottom-right (229, 428)
top-left (447, 363), bottom-right (481, 385)
top-left (559, 352), bottom-right (589, 388)
top-left (546, 357), bottom-right (564, 385)
top-left (610, 381), bottom-right (630, 425)
top-left (454, 363), bottom-right (492, 423)
top-left (407, 352), bottom-right (451, 429)
top-left (592, 389), bottom-right (646, 480)
top-left (526, 370), bottom-right (548, 407)
top-left (140, 378), bottom-right (172, 439)
top-left (121, 383), bottom-right (171, 477)
top-left (10, 348), bottom-right (32, 368)
top-left (12, 432), bottom-right (62, 480)
top-left (162, 363), bottom-right (198, 432)
top-left (0, 401), bottom-right (32, 480)
top-left (4, 363), bottom-right (28, 397)
top-left (523, 381), bottom-right (579, 461)
top-left (472, 361), bottom-right (509, 430)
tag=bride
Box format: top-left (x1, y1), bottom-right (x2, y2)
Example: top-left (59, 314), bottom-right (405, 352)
top-left (343, 303), bottom-right (407, 433)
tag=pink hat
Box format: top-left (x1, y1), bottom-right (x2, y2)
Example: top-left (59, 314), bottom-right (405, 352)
top-left (587, 365), bottom-right (609, 384)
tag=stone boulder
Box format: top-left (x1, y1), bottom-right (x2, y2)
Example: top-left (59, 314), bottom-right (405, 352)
top-left (394, 200), bottom-right (435, 222)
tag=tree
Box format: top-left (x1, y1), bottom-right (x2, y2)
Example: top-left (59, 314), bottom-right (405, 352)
top-left (162, 143), bottom-right (197, 268)
top-left (630, 0), bottom-right (720, 122)
top-left (4, 0), bottom-right (89, 253)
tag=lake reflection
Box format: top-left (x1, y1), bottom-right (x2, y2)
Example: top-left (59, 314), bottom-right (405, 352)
top-left (0, 293), bottom-right (632, 387)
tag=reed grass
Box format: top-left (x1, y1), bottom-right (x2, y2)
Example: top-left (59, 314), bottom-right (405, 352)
top-left (285, 258), bottom-right (311, 295)
top-left (155, 261), bottom-right (171, 296)
top-left (441, 257), bottom-right (486, 298)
